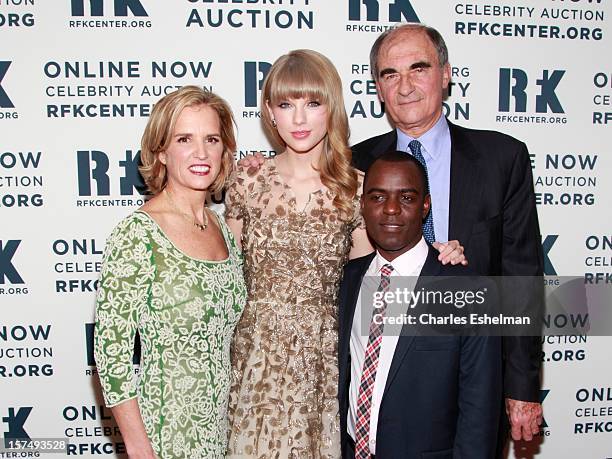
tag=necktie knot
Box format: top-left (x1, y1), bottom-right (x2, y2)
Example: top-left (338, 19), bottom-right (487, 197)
top-left (380, 263), bottom-right (393, 278)
top-left (408, 139), bottom-right (423, 159)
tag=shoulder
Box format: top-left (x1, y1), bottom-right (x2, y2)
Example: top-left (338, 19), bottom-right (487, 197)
top-left (105, 211), bottom-right (155, 248)
top-left (110, 211), bottom-right (154, 233)
top-left (351, 130), bottom-right (395, 152)
top-left (351, 130), bottom-right (396, 172)
top-left (227, 159), bottom-right (275, 193)
top-left (450, 122), bottom-right (527, 155)
top-left (233, 158), bottom-right (275, 181)
top-left (343, 252), bottom-right (375, 277)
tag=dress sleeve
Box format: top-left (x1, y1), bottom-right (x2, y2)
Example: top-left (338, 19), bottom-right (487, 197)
top-left (94, 214), bottom-right (154, 407)
top-left (224, 169), bottom-right (247, 221)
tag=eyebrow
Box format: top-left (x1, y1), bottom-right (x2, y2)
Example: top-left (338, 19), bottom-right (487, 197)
top-left (378, 60), bottom-right (432, 78)
top-left (173, 132), bottom-right (221, 137)
top-left (366, 187), bottom-right (419, 194)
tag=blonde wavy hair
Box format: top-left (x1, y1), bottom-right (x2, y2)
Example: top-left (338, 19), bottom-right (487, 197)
top-left (261, 49), bottom-right (358, 220)
top-left (139, 85), bottom-right (236, 195)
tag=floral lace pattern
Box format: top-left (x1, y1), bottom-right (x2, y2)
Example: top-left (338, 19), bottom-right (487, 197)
top-left (94, 211), bottom-right (247, 458)
top-left (226, 159), bottom-right (363, 458)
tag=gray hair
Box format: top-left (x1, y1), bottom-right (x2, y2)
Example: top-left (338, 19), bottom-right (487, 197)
top-left (369, 23), bottom-right (449, 80)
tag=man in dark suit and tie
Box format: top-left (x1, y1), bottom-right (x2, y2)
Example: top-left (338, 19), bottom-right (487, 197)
top-left (351, 23), bottom-right (543, 453)
top-left (338, 151), bottom-right (501, 458)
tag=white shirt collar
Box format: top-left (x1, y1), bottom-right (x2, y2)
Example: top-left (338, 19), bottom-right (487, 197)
top-left (371, 237), bottom-right (429, 277)
top-left (396, 114), bottom-right (449, 161)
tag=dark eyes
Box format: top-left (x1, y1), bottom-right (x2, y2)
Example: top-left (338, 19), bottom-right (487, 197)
top-left (277, 100), bottom-right (322, 108)
top-left (369, 194), bottom-right (415, 202)
top-left (176, 136), bottom-right (220, 144)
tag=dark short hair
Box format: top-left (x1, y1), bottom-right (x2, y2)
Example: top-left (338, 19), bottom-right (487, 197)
top-left (364, 150), bottom-right (429, 195)
top-left (370, 23), bottom-right (449, 80)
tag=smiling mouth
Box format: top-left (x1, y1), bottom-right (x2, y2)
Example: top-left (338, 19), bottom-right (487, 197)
top-left (380, 223), bottom-right (404, 230)
top-left (189, 165), bottom-right (211, 175)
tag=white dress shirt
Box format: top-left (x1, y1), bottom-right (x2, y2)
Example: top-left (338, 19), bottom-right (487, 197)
top-left (348, 237), bottom-right (429, 454)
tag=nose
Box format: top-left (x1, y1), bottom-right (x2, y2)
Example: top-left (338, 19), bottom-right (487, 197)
top-left (398, 73), bottom-right (415, 96)
top-left (293, 105), bottom-right (306, 125)
top-left (383, 195), bottom-right (400, 215)
top-left (194, 140), bottom-right (209, 159)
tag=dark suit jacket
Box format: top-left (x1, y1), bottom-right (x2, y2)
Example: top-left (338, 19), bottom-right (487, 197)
top-left (351, 121), bottom-right (543, 402)
top-left (338, 247), bottom-right (502, 458)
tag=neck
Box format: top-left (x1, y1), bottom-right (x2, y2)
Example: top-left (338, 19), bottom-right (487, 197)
top-left (397, 111), bottom-right (442, 138)
top-left (164, 184), bottom-right (207, 217)
top-left (277, 147), bottom-right (322, 178)
top-left (378, 237), bottom-right (422, 262)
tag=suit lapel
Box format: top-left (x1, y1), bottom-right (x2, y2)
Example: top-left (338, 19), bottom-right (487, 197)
top-left (448, 121), bottom-right (480, 243)
top-left (339, 253), bottom-right (376, 380)
top-left (381, 247), bottom-right (441, 397)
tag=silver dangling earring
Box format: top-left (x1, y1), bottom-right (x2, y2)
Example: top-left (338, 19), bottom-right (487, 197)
top-left (271, 119), bottom-right (277, 128)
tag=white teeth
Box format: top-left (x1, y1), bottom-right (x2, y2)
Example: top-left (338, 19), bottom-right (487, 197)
top-left (190, 165), bottom-right (210, 173)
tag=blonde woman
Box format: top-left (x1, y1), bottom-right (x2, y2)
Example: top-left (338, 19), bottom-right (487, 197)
top-left (94, 86), bottom-right (246, 458)
top-left (225, 50), bottom-right (371, 458)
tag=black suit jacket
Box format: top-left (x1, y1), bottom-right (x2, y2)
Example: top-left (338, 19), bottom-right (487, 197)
top-left (338, 247), bottom-right (502, 458)
top-left (351, 121), bottom-right (543, 402)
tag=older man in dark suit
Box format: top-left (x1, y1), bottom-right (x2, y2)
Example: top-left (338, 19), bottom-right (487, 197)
top-left (351, 24), bottom-right (543, 454)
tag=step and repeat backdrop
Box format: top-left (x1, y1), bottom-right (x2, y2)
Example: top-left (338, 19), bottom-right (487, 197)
top-left (1, 1), bottom-right (611, 458)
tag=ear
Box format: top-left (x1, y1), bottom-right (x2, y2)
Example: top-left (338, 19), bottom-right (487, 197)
top-left (422, 194), bottom-right (431, 221)
top-left (441, 63), bottom-right (451, 90)
top-left (360, 194), bottom-right (365, 211)
top-left (158, 151), bottom-right (167, 165)
top-left (265, 99), bottom-right (274, 121)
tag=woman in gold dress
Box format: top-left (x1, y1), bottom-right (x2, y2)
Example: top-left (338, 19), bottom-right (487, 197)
top-left (225, 50), bottom-right (372, 458)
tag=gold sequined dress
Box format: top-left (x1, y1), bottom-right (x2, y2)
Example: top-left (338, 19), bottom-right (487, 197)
top-left (225, 159), bottom-right (363, 458)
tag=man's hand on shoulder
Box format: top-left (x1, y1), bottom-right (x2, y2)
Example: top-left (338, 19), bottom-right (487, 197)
top-left (433, 240), bottom-right (468, 266)
top-left (237, 151), bottom-right (266, 170)
top-left (506, 398), bottom-right (543, 441)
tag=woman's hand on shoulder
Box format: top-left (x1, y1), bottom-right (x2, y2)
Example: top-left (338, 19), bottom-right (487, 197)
top-left (237, 151), bottom-right (266, 171)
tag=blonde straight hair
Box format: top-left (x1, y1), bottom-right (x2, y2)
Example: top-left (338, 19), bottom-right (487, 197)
top-left (261, 49), bottom-right (358, 220)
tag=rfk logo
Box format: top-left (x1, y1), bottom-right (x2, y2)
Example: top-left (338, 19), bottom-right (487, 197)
top-left (70, 0), bottom-right (147, 17)
top-left (540, 389), bottom-right (550, 428)
top-left (0, 240), bottom-right (24, 285)
top-left (498, 68), bottom-right (565, 114)
top-left (76, 150), bottom-right (145, 197)
top-left (348, 0), bottom-right (419, 22)
top-left (0, 61), bottom-right (15, 109)
top-left (3, 407), bottom-right (32, 445)
top-left (542, 235), bottom-right (558, 276)
top-left (244, 62), bottom-right (271, 108)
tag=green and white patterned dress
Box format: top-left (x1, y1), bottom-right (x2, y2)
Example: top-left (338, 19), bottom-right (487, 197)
top-left (94, 210), bottom-right (246, 459)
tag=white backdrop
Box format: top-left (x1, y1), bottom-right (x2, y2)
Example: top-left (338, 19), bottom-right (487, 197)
top-left (1, 0), bottom-right (611, 457)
